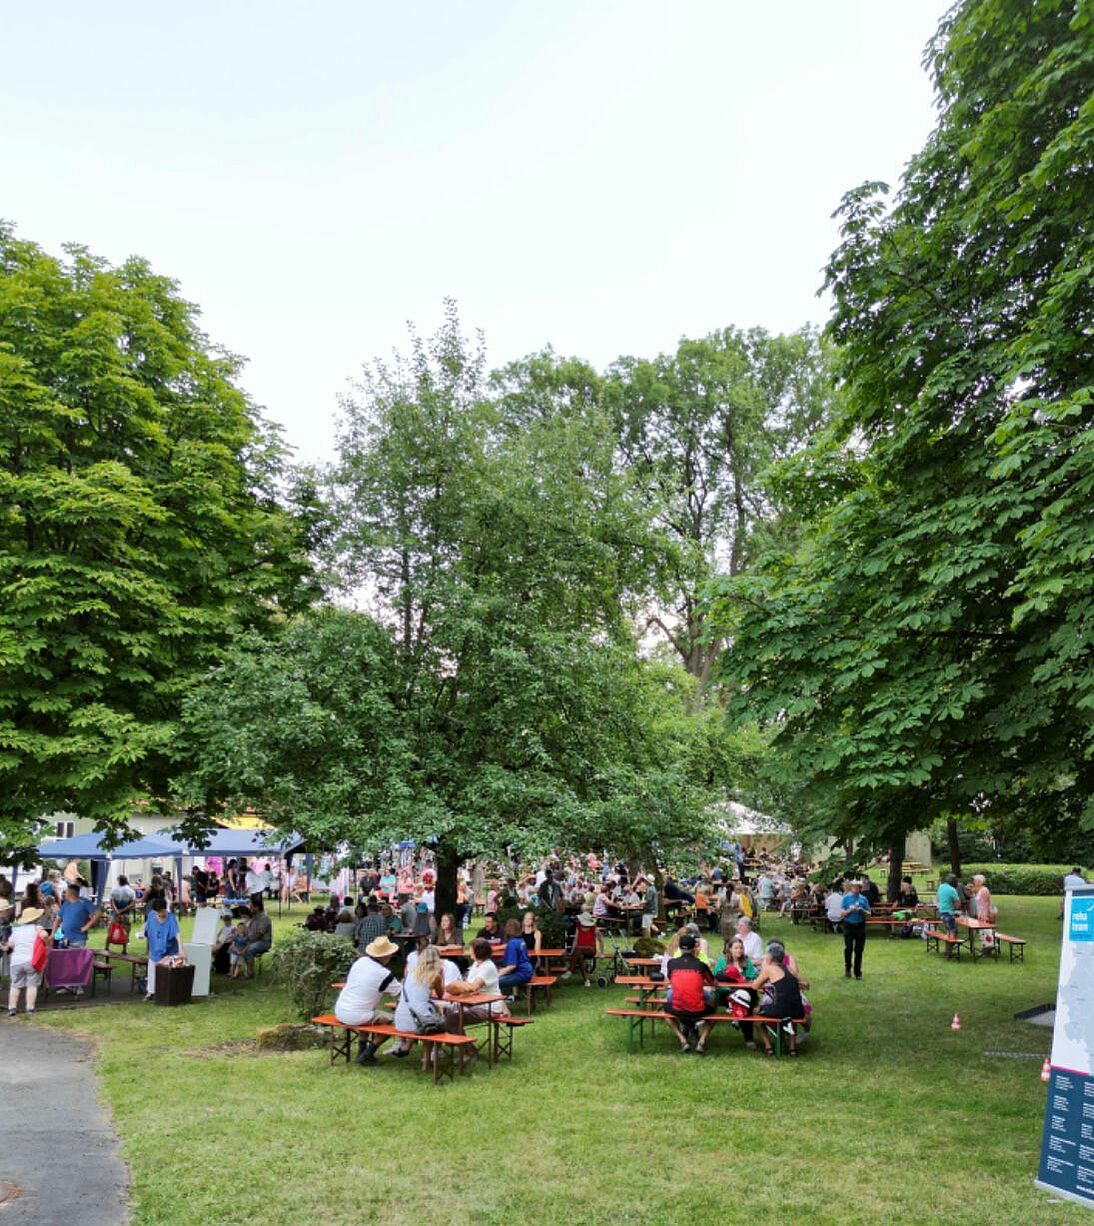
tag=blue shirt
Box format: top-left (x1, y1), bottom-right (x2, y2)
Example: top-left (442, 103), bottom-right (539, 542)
top-left (503, 937), bottom-right (534, 982)
top-left (145, 913), bottom-right (181, 962)
top-left (937, 882), bottom-right (961, 915)
top-left (841, 893), bottom-right (871, 924)
top-left (59, 898), bottom-right (97, 944)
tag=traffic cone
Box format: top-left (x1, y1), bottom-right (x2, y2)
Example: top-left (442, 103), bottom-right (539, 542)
top-left (950, 1011), bottom-right (961, 1031)
top-left (1041, 1058), bottom-right (1051, 1082)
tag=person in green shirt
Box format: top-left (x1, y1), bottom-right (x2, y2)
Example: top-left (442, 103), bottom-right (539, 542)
top-left (937, 875), bottom-right (962, 936)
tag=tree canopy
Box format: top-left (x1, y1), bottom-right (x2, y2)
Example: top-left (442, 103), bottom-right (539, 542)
top-left (0, 227), bottom-right (315, 854)
top-left (179, 306), bottom-right (714, 908)
top-left (710, 0), bottom-right (1094, 863)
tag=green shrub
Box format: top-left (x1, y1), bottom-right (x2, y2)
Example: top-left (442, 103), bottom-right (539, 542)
top-left (494, 905), bottom-right (569, 947)
top-left (269, 928), bottom-right (358, 1021)
top-left (962, 863), bottom-right (1074, 896)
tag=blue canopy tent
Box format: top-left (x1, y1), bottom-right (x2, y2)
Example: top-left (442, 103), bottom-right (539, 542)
top-left (178, 829), bottom-right (309, 915)
top-left (32, 833), bottom-right (188, 907)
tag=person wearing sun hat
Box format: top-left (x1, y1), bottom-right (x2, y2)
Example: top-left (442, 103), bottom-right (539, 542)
top-left (562, 903), bottom-right (602, 986)
top-left (335, 935), bottom-right (402, 1065)
top-left (5, 905), bottom-right (47, 1016)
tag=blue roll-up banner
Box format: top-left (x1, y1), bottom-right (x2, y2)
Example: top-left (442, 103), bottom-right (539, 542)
top-left (1036, 884), bottom-right (1094, 1209)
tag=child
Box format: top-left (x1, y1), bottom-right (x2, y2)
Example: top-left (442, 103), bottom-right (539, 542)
top-left (227, 915), bottom-right (251, 978)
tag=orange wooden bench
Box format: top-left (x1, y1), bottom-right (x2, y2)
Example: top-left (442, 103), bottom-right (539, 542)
top-left (995, 933), bottom-right (1027, 962)
top-left (923, 926), bottom-right (967, 959)
top-left (311, 1014), bottom-right (476, 1083)
top-left (518, 975), bottom-right (557, 1013)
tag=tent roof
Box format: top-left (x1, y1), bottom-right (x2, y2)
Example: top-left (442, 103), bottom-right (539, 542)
top-left (184, 828), bottom-right (305, 857)
top-left (37, 833), bottom-right (186, 861)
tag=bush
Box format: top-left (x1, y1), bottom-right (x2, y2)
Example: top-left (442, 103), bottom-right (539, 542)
top-left (962, 863), bottom-right (1074, 896)
top-left (269, 928), bottom-right (358, 1021)
top-left (494, 905), bottom-right (569, 947)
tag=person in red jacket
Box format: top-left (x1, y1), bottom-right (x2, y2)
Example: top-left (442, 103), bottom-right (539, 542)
top-left (664, 933), bottom-right (715, 1054)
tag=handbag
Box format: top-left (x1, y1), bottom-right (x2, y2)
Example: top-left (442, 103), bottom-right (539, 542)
top-left (31, 930), bottom-right (49, 973)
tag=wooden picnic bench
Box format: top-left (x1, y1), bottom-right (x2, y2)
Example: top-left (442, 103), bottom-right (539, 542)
top-left (923, 925), bottom-right (967, 959)
top-left (605, 1007), bottom-right (806, 1055)
top-left (995, 933), bottom-right (1027, 962)
top-left (310, 1014), bottom-right (476, 1084)
top-left (518, 975), bottom-right (557, 1014)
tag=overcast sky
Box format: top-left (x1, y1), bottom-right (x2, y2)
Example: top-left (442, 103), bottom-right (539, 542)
top-left (5, 1), bottom-right (947, 465)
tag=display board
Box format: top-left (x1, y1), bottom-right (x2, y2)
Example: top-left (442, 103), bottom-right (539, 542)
top-left (1036, 885), bottom-right (1094, 1209)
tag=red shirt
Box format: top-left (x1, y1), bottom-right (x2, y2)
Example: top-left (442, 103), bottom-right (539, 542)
top-left (666, 954), bottom-right (714, 1013)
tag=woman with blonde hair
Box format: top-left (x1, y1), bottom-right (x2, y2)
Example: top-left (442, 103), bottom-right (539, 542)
top-left (520, 910), bottom-right (543, 958)
top-left (393, 944), bottom-right (447, 1064)
top-left (972, 874), bottom-right (997, 950)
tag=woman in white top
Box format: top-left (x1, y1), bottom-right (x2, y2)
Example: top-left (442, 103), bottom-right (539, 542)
top-left (444, 937), bottom-right (510, 1038)
top-left (5, 906), bottom-right (46, 1016)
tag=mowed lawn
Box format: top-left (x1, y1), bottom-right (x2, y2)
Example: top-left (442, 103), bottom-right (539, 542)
top-left (31, 896), bottom-right (1087, 1226)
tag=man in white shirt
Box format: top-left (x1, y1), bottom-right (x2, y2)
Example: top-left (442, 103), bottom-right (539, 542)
top-left (333, 936), bottom-right (402, 1065)
top-left (1064, 868), bottom-right (1088, 891)
top-left (736, 917), bottom-right (764, 963)
top-left (245, 864), bottom-right (265, 907)
top-left (825, 886), bottom-right (845, 931)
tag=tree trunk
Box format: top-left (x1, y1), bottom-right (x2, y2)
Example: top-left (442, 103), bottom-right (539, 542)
top-left (886, 842), bottom-right (904, 902)
top-left (434, 842), bottom-right (460, 921)
top-left (946, 818), bottom-right (961, 878)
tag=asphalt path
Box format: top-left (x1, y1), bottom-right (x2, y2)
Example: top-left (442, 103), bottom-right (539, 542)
top-left (0, 1021), bottom-right (128, 1224)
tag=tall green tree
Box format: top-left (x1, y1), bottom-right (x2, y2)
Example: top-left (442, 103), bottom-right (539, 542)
top-left (0, 227), bottom-right (316, 853)
top-left (710, 0), bottom-right (1094, 865)
top-left (606, 327), bottom-right (838, 690)
top-left (273, 304), bottom-right (710, 912)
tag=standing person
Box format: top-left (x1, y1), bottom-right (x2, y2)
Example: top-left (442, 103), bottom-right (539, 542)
top-left (839, 880), bottom-right (870, 980)
top-left (57, 884), bottom-right (101, 948)
top-left (334, 936), bottom-right (402, 1066)
top-left (245, 861), bottom-right (265, 910)
top-left (143, 898), bottom-right (184, 1001)
top-left (109, 875), bottom-right (137, 931)
top-left (937, 873), bottom-right (962, 951)
top-left (5, 905), bottom-right (47, 1016)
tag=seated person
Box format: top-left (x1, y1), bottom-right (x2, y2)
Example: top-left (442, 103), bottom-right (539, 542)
top-left (445, 938), bottom-right (510, 1040)
top-left (735, 917), bottom-right (764, 963)
top-left (713, 936), bottom-right (758, 984)
top-left (751, 940), bottom-right (809, 1056)
top-left (825, 886), bottom-right (845, 930)
top-left (563, 906), bottom-right (602, 986)
top-left (496, 918), bottom-right (535, 996)
top-left (663, 933), bottom-right (715, 1054)
top-left (334, 936), bottom-right (402, 1065)
top-left (239, 903), bottom-right (273, 978)
top-left (896, 876), bottom-right (919, 908)
top-left (392, 946), bottom-right (447, 1064)
top-left (435, 912), bottom-right (462, 948)
top-left (476, 913), bottom-right (502, 943)
top-left (304, 905), bottom-right (327, 931)
top-left (663, 877), bottom-right (695, 907)
top-left (333, 909), bottom-right (357, 940)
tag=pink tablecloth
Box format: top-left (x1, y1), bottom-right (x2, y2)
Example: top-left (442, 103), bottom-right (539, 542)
top-left (45, 946), bottom-right (94, 989)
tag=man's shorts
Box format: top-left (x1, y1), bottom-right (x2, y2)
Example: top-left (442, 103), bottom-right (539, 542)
top-left (942, 912), bottom-right (957, 934)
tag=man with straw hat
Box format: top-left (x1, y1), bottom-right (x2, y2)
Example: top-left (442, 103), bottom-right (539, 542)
top-left (4, 904), bottom-right (47, 1016)
top-left (334, 935), bottom-right (402, 1066)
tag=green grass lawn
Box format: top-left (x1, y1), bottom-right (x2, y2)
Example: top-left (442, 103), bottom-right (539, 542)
top-left (31, 897), bottom-right (1086, 1226)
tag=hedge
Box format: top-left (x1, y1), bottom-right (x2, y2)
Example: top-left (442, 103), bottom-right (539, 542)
top-left (962, 863), bottom-right (1075, 896)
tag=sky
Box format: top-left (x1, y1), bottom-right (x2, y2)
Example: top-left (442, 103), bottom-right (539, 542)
top-left (4, 1), bottom-right (948, 465)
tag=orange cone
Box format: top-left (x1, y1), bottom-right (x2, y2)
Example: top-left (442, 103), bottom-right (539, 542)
top-left (950, 1011), bottom-right (961, 1031)
top-left (1041, 1058), bottom-right (1051, 1082)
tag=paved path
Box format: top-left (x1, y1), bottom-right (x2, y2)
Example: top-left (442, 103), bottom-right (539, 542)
top-left (0, 1022), bottom-right (128, 1224)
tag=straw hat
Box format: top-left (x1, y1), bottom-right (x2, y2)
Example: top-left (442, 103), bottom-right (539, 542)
top-left (576, 911), bottom-right (597, 927)
top-left (16, 907), bottom-right (44, 925)
top-left (365, 935), bottom-right (399, 958)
